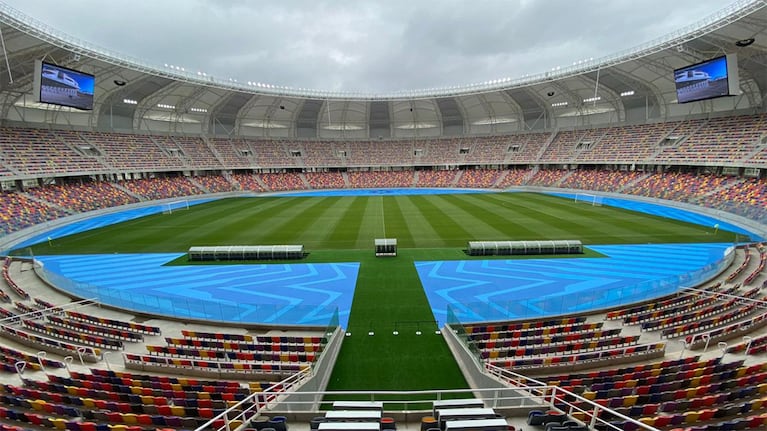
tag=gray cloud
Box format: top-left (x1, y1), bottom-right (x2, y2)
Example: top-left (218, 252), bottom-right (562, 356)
top-left (2, 0), bottom-right (729, 92)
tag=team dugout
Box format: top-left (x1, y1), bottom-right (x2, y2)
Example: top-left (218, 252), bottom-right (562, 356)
top-left (188, 245), bottom-right (305, 261)
top-left (466, 240), bottom-right (583, 256)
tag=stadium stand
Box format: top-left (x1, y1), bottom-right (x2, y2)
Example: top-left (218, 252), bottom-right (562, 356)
top-left (305, 171), bottom-right (346, 189)
top-left (455, 169), bottom-right (502, 188)
top-left (230, 173), bottom-right (267, 192)
top-left (558, 169), bottom-right (645, 193)
top-left (416, 170), bottom-right (459, 187)
top-left (347, 170), bottom-right (414, 188)
top-left (526, 169), bottom-right (570, 187)
top-left (4, 115), bottom-right (767, 431)
top-left (9, 2), bottom-right (767, 429)
top-left (24, 182), bottom-right (140, 213)
top-left (259, 172), bottom-right (306, 191)
top-left (0, 191), bottom-right (68, 235)
top-left (3, 113), bottom-right (767, 234)
top-left (192, 175), bottom-right (236, 193)
top-left (119, 176), bottom-right (204, 200)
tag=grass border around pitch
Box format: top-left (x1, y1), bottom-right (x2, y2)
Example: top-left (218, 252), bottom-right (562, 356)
top-left (162, 246), bottom-right (607, 266)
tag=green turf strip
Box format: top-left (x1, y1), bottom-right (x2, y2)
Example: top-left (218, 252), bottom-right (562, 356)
top-left (325, 249), bottom-right (468, 392)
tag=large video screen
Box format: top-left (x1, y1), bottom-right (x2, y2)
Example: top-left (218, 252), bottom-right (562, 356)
top-left (33, 61), bottom-right (95, 110)
top-left (674, 54), bottom-right (739, 104)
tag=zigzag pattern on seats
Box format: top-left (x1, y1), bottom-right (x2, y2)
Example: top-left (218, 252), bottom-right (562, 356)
top-left (619, 282), bottom-right (738, 325)
top-left (540, 357), bottom-right (767, 430)
top-left (471, 327), bottom-right (618, 349)
top-left (165, 337), bottom-right (322, 353)
top-left (21, 320), bottom-right (123, 351)
top-left (2, 259), bottom-right (28, 300)
top-left (123, 352), bottom-right (308, 374)
top-left (490, 342), bottom-right (666, 370)
top-left (65, 311), bottom-right (161, 335)
top-left (605, 281), bottom-right (723, 321)
top-left (46, 316), bottom-right (144, 342)
top-left (463, 316), bottom-right (587, 334)
top-left (0, 325), bottom-right (101, 362)
top-left (467, 321), bottom-right (605, 341)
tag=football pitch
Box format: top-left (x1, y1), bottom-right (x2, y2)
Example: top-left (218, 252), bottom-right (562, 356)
top-left (25, 191), bottom-right (741, 391)
top-left (29, 192), bottom-right (737, 254)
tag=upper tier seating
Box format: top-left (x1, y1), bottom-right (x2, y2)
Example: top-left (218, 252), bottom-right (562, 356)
top-left (0, 113), bottom-right (765, 177)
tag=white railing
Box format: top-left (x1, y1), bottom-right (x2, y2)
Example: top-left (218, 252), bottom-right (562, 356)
top-left (195, 382), bottom-right (662, 431)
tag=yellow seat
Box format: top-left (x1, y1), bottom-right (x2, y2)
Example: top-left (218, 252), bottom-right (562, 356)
top-left (623, 395), bottom-right (638, 407)
top-left (29, 399), bottom-right (47, 411)
top-left (50, 418), bottom-right (68, 430)
top-left (122, 413), bottom-right (138, 424)
top-left (684, 411), bottom-right (700, 423)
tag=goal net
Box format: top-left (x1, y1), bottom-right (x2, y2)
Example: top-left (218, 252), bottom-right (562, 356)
top-left (162, 200), bottom-right (190, 214)
top-left (574, 193), bottom-right (603, 207)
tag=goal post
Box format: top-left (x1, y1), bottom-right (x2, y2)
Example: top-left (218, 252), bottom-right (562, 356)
top-left (574, 193), bottom-right (603, 207)
top-left (162, 200), bottom-right (190, 214)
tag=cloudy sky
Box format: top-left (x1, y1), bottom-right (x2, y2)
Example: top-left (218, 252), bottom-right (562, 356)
top-left (2, 0), bottom-right (733, 93)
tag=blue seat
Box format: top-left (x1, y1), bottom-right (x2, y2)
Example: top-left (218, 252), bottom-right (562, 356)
top-left (269, 416), bottom-right (288, 431)
top-left (527, 410), bottom-right (545, 425)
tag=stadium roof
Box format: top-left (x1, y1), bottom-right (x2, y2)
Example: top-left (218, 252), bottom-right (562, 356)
top-left (0, 0), bottom-right (766, 138)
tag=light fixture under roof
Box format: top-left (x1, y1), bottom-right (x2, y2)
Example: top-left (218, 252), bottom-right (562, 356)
top-left (123, 98), bottom-right (137, 105)
top-left (736, 38), bottom-right (755, 47)
top-left (471, 117), bottom-right (516, 125)
top-left (620, 90), bottom-right (635, 97)
top-left (157, 103), bottom-right (175, 109)
top-left (583, 96), bottom-right (601, 103)
top-left (551, 101), bottom-right (568, 107)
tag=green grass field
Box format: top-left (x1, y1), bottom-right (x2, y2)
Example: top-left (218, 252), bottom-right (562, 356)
top-left (29, 192), bottom-right (736, 255)
top-left (23, 192), bottom-right (739, 392)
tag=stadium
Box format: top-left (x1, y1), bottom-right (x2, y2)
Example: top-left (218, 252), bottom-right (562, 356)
top-left (1, 1), bottom-right (767, 430)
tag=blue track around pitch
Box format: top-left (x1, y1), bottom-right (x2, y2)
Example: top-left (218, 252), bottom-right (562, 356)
top-left (14, 198), bottom-right (216, 248)
top-left (35, 253), bottom-right (358, 327)
top-left (416, 243), bottom-right (732, 326)
top-left (544, 191), bottom-right (761, 240)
